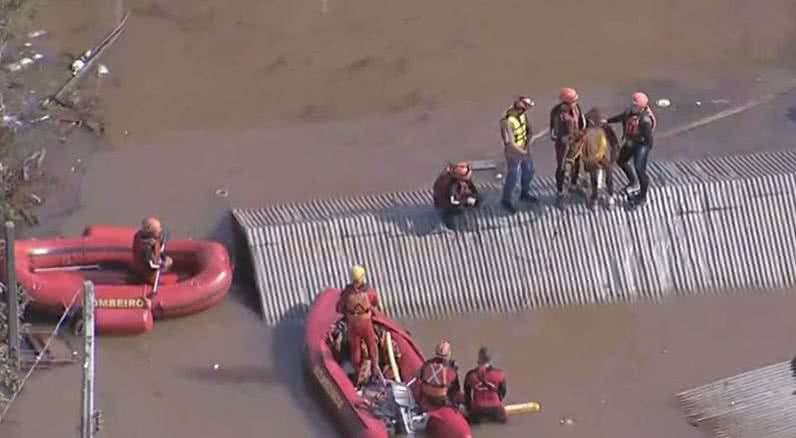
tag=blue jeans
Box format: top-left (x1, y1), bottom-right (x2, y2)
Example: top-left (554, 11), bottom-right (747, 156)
top-left (502, 156), bottom-right (535, 202)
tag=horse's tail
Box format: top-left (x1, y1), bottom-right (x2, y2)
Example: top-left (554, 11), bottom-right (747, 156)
top-left (603, 125), bottom-right (621, 161)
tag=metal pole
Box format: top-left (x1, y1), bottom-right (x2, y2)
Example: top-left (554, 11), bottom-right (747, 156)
top-left (4, 221), bottom-right (19, 370)
top-left (80, 281), bottom-right (95, 438)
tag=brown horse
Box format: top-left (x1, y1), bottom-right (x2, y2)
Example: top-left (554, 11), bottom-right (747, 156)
top-left (564, 108), bottom-right (621, 209)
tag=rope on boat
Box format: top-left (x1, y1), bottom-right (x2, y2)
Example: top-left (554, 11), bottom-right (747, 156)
top-left (0, 290), bottom-right (81, 423)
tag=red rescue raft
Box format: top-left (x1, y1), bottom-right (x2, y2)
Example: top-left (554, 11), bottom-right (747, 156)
top-left (5, 225), bottom-right (233, 335)
top-left (304, 288), bottom-right (472, 438)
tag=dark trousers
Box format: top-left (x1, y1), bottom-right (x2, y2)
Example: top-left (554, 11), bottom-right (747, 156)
top-left (439, 193), bottom-right (481, 230)
top-left (617, 143), bottom-right (651, 200)
top-left (554, 141), bottom-right (581, 193)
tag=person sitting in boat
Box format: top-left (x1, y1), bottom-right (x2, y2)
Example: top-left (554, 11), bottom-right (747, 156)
top-left (335, 265), bottom-right (382, 385)
top-left (432, 162), bottom-right (481, 230)
top-left (418, 341), bottom-right (463, 410)
top-left (463, 347), bottom-right (508, 424)
top-left (131, 217), bottom-right (173, 285)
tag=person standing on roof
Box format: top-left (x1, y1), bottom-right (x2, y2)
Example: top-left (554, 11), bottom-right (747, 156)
top-left (550, 87), bottom-right (587, 201)
top-left (500, 96), bottom-right (537, 213)
top-left (336, 265), bottom-right (381, 384)
top-left (605, 91), bottom-right (657, 207)
top-left (418, 341), bottom-right (463, 409)
top-left (432, 161), bottom-right (481, 230)
top-left (131, 217), bottom-right (173, 286)
top-left (464, 347), bottom-right (508, 424)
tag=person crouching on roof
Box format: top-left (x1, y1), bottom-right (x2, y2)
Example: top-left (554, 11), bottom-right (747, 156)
top-left (335, 265), bottom-right (381, 385)
top-left (432, 162), bottom-right (481, 230)
top-left (464, 347), bottom-right (508, 424)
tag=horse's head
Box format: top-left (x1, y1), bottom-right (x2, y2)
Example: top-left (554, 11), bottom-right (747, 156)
top-left (585, 107), bottom-right (603, 128)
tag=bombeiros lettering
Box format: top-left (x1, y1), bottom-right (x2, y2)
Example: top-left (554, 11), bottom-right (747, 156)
top-left (94, 298), bottom-right (146, 309)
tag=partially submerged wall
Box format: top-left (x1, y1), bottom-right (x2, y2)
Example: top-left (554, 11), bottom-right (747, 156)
top-left (233, 149), bottom-right (796, 325)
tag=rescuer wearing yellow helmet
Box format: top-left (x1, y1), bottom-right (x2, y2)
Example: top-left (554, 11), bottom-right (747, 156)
top-left (335, 265), bottom-right (382, 384)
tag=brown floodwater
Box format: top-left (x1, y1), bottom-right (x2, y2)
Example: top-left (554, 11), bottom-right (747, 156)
top-left (1, 0), bottom-right (796, 436)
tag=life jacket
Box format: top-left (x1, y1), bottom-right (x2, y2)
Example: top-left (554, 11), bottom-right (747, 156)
top-left (131, 230), bottom-right (161, 278)
top-left (343, 286), bottom-right (372, 319)
top-left (623, 108), bottom-right (657, 144)
top-left (467, 366), bottom-right (504, 409)
top-left (503, 108), bottom-right (529, 152)
top-left (552, 103), bottom-right (584, 142)
top-left (420, 359), bottom-right (456, 402)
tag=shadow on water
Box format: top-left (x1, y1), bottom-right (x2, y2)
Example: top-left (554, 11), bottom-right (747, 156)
top-left (787, 106), bottom-right (796, 123)
top-left (270, 303), bottom-right (335, 435)
top-left (211, 210), bottom-right (261, 315)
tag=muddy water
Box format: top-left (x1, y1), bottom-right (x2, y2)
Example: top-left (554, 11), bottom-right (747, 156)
top-left (1, 0), bottom-right (796, 436)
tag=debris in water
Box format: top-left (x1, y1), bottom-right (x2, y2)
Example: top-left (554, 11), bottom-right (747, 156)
top-left (213, 363), bottom-right (220, 370)
top-left (31, 114), bottom-right (51, 124)
top-left (70, 58), bottom-right (86, 76)
top-left (656, 98), bottom-right (671, 108)
top-left (32, 53), bottom-right (44, 61)
top-left (695, 101), bottom-right (702, 106)
top-left (28, 193), bottom-right (43, 205)
top-left (27, 30), bottom-right (48, 39)
top-left (215, 188), bottom-right (229, 198)
top-left (4, 57), bottom-right (36, 72)
top-left (122, 129), bottom-right (130, 136)
top-left (495, 173), bottom-right (503, 180)
top-left (23, 42), bottom-right (32, 48)
top-left (97, 64), bottom-right (110, 77)
top-left (560, 416), bottom-right (575, 426)
top-left (711, 99), bottom-right (730, 105)
top-left (22, 149), bottom-right (47, 181)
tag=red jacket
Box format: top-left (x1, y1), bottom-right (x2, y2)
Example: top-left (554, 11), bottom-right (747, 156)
top-left (419, 358), bottom-right (461, 406)
top-left (335, 283), bottom-right (380, 318)
top-left (464, 365), bottom-right (507, 410)
top-left (131, 230), bottom-right (162, 282)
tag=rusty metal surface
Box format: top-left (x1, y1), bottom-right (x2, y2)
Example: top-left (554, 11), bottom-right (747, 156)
top-left (676, 358), bottom-right (796, 438)
top-left (233, 149), bottom-right (796, 324)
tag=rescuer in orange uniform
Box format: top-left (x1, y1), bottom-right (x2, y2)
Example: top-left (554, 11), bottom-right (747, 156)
top-left (335, 265), bottom-right (382, 383)
top-left (131, 217), bottom-right (173, 286)
top-left (418, 341), bottom-right (463, 409)
top-left (432, 162), bottom-right (481, 230)
top-left (464, 347), bottom-right (508, 424)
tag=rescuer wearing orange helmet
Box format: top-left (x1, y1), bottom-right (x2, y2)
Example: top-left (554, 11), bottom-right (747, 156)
top-left (418, 340), bottom-right (463, 410)
top-left (606, 91), bottom-right (657, 207)
top-left (500, 96), bottom-right (537, 213)
top-left (432, 162), bottom-right (481, 230)
top-left (550, 87), bottom-right (587, 200)
top-left (131, 217), bottom-right (173, 286)
top-left (335, 265), bottom-right (382, 384)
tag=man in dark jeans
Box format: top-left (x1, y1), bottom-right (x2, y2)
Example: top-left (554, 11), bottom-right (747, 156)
top-left (606, 91), bottom-right (657, 207)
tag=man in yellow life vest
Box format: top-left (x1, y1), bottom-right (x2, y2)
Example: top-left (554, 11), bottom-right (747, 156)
top-left (500, 96), bottom-right (537, 213)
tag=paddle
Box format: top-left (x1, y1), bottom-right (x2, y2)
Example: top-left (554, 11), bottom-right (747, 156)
top-left (385, 332), bottom-right (402, 383)
top-left (149, 230), bottom-right (170, 298)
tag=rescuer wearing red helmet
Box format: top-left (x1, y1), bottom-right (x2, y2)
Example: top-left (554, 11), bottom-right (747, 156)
top-left (335, 265), bottom-right (382, 385)
top-left (432, 161), bottom-right (481, 230)
top-left (131, 217), bottom-right (173, 286)
top-left (550, 87), bottom-right (587, 201)
top-left (606, 91), bottom-right (657, 207)
top-left (464, 347), bottom-right (508, 424)
top-left (500, 96), bottom-right (538, 213)
top-left (418, 341), bottom-right (463, 409)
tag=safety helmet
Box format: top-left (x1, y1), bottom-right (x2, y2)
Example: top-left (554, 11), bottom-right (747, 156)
top-left (631, 92), bottom-right (649, 108)
top-left (350, 265), bottom-right (366, 283)
top-left (142, 217), bottom-right (162, 233)
top-left (435, 341), bottom-right (451, 359)
top-left (477, 346), bottom-right (491, 365)
top-left (515, 96), bottom-right (535, 110)
top-left (559, 87), bottom-right (579, 104)
top-left (450, 162), bottom-right (472, 180)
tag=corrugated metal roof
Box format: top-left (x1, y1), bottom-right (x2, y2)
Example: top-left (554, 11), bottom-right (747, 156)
top-left (676, 358), bottom-right (796, 438)
top-left (233, 149), bottom-right (796, 324)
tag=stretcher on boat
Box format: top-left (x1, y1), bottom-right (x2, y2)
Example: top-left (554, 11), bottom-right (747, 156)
top-left (304, 288), bottom-right (472, 438)
top-left (3, 225), bottom-right (233, 335)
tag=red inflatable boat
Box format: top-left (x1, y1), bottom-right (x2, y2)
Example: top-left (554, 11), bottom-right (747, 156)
top-left (304, 288), bottom-right (472, 438)
top-left (5, 225), bottom-right (233, 335)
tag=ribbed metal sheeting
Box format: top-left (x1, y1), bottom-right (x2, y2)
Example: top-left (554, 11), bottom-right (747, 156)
top-left (233, 149), bottom-right (796, 325)
top-left (676, 358), bottom-right (796, 438)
